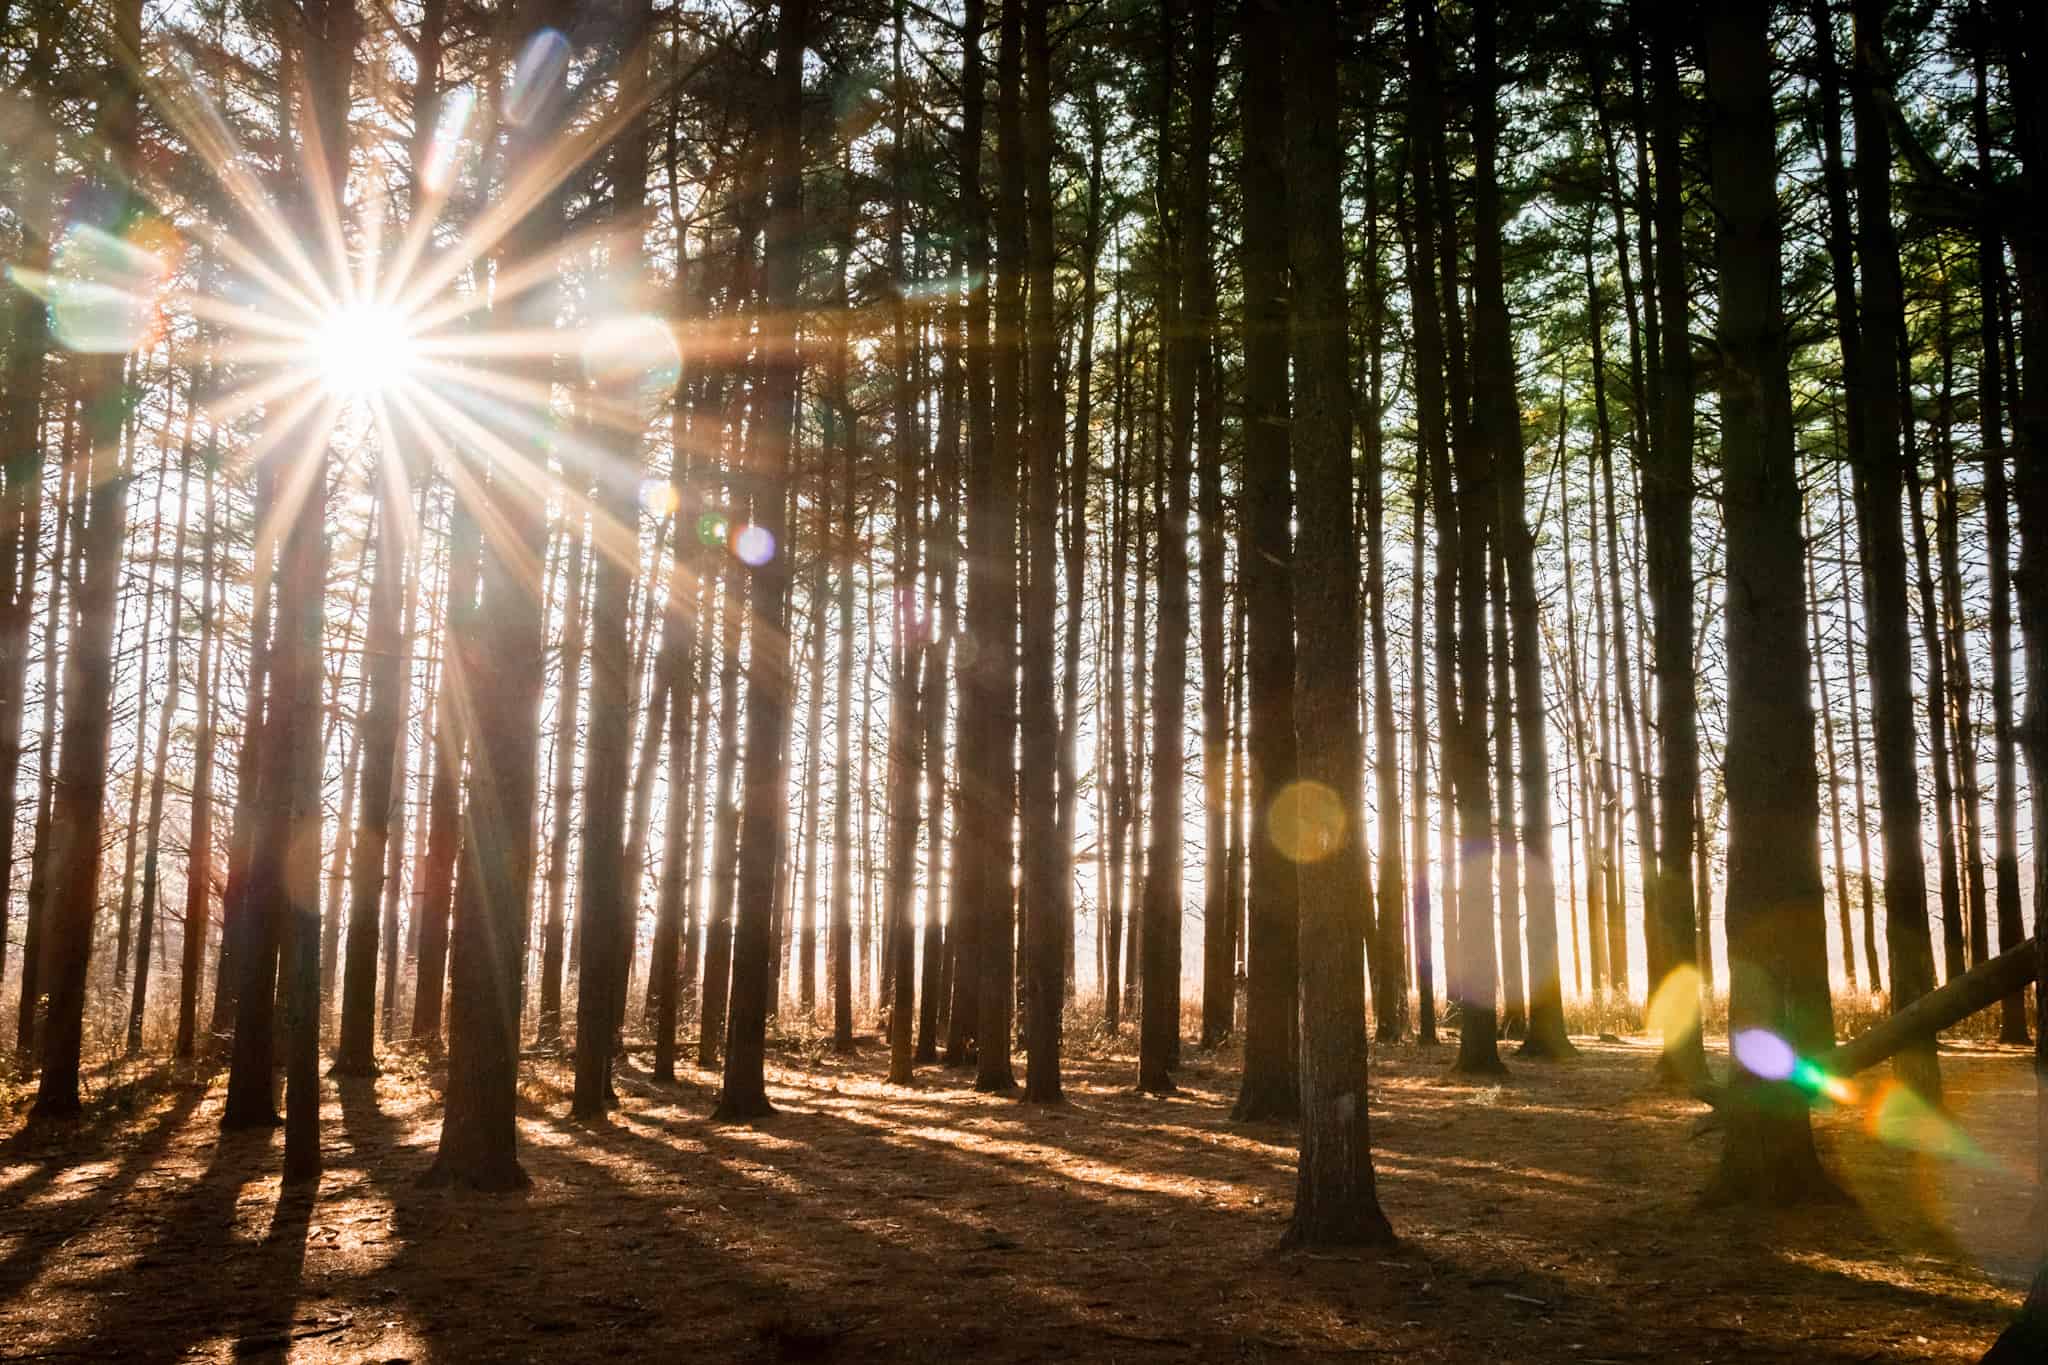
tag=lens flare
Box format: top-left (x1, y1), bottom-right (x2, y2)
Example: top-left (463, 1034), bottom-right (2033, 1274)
top-left (696, 512), bottom-right (730, 547)
top-left (1866, 1080), bottom-right (1993, 1167)
top-left (640, 479), bottom-right (680, 517)
top-left (423, 86), bottom-right (477, 194)
top-left (1266, 780), bottom-right (1345, 864)
top-left (580, 314), bottom-right (680, 419)
top-left (1647, 965), bottom-right (1703, 1046)
top-left (504, 29), bottom-right (571, 127)
top-left (1731, 1028), bottom-right (1795, 1082)
top-left (734, 524), bottom-right (776, 567)
top-left (29, 220), bottom-right (175, 353)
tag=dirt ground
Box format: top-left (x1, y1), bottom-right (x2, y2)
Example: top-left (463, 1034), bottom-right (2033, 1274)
top-left (0, 1030), bottom-right (2037, 1363)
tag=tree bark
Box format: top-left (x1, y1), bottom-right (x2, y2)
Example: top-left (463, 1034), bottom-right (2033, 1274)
top-left (1230, 0), bottom-right (1299, 1123)
top-left (1281, 0), bottom-right (1393, 1248)
top-left (1703, 0), bottom-right (1839, 1205)
top-left (714, 0), bottom-right (805, 1121)
top-left (1847, 0), bottom-right (1940, 1099)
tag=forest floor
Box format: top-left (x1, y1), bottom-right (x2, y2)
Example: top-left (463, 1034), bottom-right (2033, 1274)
top-left (0, 1027), bottom-right (2038, 1363)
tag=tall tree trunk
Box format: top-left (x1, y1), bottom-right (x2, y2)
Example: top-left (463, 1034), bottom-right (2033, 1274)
top-left (1020, 0), bottom-right (1067, 1101)
top-left (573, 2), bottom-right (655, 1117)
top-left (1583, 228), bottom-right (1627, 1004)
top-left (1100, 283), bottom-right (1129, 1037)
top-left (332, 448), bottom-right (411, 1075)
top-left (1847, 0), bottom-right (1940, 1098)
top-left (714, 0), bottom-right (805, 1121)
top-left (1642, 0), bottom-right (1703, 1079)
top-left (538, 508), bottom-right (586, 1047)
top-left (1702, 0), bottom-right (1838, 1205)
top-left (831, 222), bottom-right (860, 1053)
top-left (969, 0), bottom-right (1020, 1096)
top-left (1281, 0), bottom-right (1392, 1248)
top-left (1975, 28), bottom-right (2027, 1042)
top-left (1559, 374), bottom-right (1606, 1001)
top-left (884, 0), bottom-right (926, 1089)
top-left (16, 423), bottom-right (73, 1068)
top-left (412, 488), bottom-right (480, 1041)
top-left (1361, 69), bottom-right (1406, 1046)
top-left (1229, 0), bottom-right (1300, 1122)
top-left (1188, 0), bottom-right (1230, 1055)
top-left (1440, 0), bottom-right (1501, 1078)
top-left (423, 2), bottom-right (568, 1190)
top-left (1932, 278), bottom-right (1989, 977)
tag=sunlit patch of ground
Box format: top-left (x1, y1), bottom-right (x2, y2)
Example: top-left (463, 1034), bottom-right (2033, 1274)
top-left (0, 1030), bottom-right (2032, 1361)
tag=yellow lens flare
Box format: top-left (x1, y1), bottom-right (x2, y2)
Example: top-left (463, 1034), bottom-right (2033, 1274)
top-left (1646, 964), bottom-right (1702, 1046)
top-left (1266, 780), bottom-right (1345, 864)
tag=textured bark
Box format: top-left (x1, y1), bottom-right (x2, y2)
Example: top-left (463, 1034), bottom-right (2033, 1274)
top-left (1229, 0), bottom-right (1299, 1123)
top-left (573, 0), bottom-right (655, 1119)
top-left (1361, 69), bottom-right (1406, 1046)
top-left (29, 310), bottom-right (136, 1118)
top-left (15, 427), bottom-right (72, 1068)
top-left (423, 2), bottom-right (568, 1191)
top-left (1703, 0), bottom-right (1839, 1205)
top-left (1134, 0), bottom-right (1190, 1098)
top-left (968, 0), bottom-right (1020, 1096)
top-left (1281, 0), bottom-right (1392, 1249)
top-left (1189, 0), bottom-right (1230, 1054)
top-left (1641, 0), bottom-right (1703, 1080)
top-left (714, 0), bottom-right (804, 1121)
top-left (1440, 0), bottom-right (1501, 1078)
top-left (1059, 104), bottom-right (1102, 1023)
top-left (885, 0), bottom-right (925, 1090)
top-left (1847, 0), bottom-right (1940, 1099)
top-left (831, 223), bottom-right (860, 1053)
top-left (1020, 0), bottom-right (1065, 1102)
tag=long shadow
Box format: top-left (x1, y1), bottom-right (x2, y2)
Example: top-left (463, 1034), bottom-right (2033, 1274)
top-left (227, 1182), bottom-right (315, 1362)
top-left (0, 1080), bottom-right (206, 1305)
top-left (57, 1115), bottom-right (280, 1361)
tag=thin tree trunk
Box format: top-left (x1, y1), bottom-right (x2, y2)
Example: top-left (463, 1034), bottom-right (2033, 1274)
top-left (129, 421), bottom-right (196, 1051)
top-left (1975, 30), bottom-right (2027, 1041)
top-left (538, 508), bottom-right (586, 1047)
top-left (175, 457), bottom-right (219, 1058)
top-left (969, 0), bottom-right (1021, 1096)
top-left (1808, 498), bottom-right (1861, 994)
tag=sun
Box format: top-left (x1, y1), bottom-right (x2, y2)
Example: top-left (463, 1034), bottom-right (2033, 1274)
top-left (313, 302), bottom-right (419, 398)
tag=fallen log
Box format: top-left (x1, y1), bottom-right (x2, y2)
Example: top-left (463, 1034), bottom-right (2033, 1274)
top-left (1693, 935), bottom-right (2038, 1120)
top-left (1827, 934), bottom-right (2040, 1078)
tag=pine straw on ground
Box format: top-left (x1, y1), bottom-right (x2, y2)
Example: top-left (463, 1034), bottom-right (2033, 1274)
top-left (0, 1032), bottom-right (2036, 1362)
